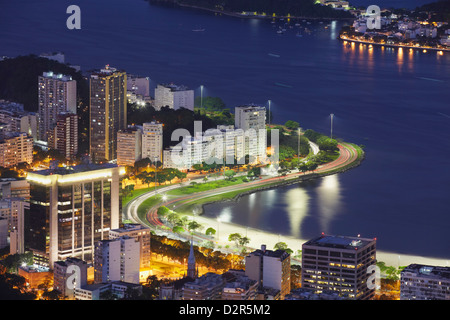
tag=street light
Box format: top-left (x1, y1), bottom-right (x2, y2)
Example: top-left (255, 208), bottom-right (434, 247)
top-left (217, 217), bottom-right (221, 242)
top-left (330, 113), bottom-right (334, 140)
top-left (154, 156), bottom-right (158, 194)
top-left (200, 85), bottom-right (204, 112)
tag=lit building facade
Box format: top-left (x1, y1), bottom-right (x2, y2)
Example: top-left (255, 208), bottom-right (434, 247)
top-left (89, 65), bottom-right (127, 162)
top-left (94, 236), bottom-right (140, 284)
top-left (142, 121), bottom-right (163, 163)
top-left (117, 126), bottom-right (142, 166)
top-left (47, 112), bottom-right (78, 160)
top-left (0, 132), bottom-right (33, 167)
top-left (109, 223), bottom-right (151, 269)
top-left (25, 164), bottom-right (124, 268)
top-left (154, 84), bottom-right (194, 111)
top-left (301, 234), bottom-right (377, 300)
top-left (234, 105), bottom-right (267, 163)
top-left (38, 72), bottom-right (77, 141)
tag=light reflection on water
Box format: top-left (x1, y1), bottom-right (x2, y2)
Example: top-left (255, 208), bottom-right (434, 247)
top-left (205, 175), bottom-right (342, 240)
top-left (315, 175), bottom-right (342, 234)
top-left (284, 186), bottom-right (310, 238)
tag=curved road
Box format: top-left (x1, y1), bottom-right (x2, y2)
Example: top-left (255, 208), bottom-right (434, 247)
top-left (126, 142), bottom-right (359, 236)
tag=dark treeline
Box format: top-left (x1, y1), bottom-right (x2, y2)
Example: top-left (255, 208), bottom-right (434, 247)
top-left (149, 0), bottom-right (354, 19)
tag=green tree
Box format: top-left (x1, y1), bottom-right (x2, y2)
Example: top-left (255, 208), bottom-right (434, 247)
top-left (187, 220), bottom-right (203, 233)
top-left (205, 227), bottom-right (216, 236)
top-left (223, 169), bottom-right (236, 180)
top-left (284, 120), bottom-right (299, 130)
top-left (274, 242), bottom-right (293, 255)
top-left (228, 233), bottom-right (242, 247)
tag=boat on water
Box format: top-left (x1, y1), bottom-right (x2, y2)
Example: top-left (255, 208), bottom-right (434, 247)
top-left (268, 53), bottom-right (281, 58)
top-left (274, 82), bottom-right (292, 88)
top-left (192, 28), bottom-right (205, 32)
top-left (296, 33), bottom-right (303, 37)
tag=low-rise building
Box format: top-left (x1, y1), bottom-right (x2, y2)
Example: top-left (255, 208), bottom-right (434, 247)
top-left (74, 281), bottom-right (143, 300)
top-left (182, 272), bottom-right (225, 300)
top-left (245, 244), bottom-right (291, 300)
top-left (18, 265), bottom-right (52, 289)
top-left (53, 257), bottom-right (89, 299)
top-left (400, 264), bottom-right (450, 300)
top-left (222, 274), bottom-right (258, 300)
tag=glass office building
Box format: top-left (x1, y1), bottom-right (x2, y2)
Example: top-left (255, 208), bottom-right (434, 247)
top-left (25, 164), bottom-right (125, 268)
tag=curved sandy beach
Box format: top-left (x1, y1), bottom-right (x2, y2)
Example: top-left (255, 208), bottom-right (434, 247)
top-left (191, 214), bottom-right (450, 268)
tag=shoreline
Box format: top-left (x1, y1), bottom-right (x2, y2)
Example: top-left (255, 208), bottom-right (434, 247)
top-left (339, 35), bottom-right (450, 53)
top-left (163, 2), bottom-right (354, 21)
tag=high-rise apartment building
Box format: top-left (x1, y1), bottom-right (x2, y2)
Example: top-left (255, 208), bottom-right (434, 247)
top-left (89, 65), bottom-right (127, 162)
top-left (117, 126), bottom-right (142, 166)
top-left (38, 72), bottom-right (77, 141)
top-left (301, 234), bottom-right (377, 300)
top-left (142, 121), bottom-right (163, 163)
top-left (25, 164), bottom-right (124, 268)
top-left (234, 105), bottom-right (267, 163)
top-left (245, 244), bottom-right (291, 299)
top-left (94, 236), bottom-right (140, 284)
top-left (47, 113), bottom-right (78, 160)
top-left (154, 84), bottom-right (194, 111)
top-left (400, 264), bottom-right (450, 300)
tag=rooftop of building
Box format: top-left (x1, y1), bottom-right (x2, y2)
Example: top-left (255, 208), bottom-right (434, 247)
top-left (157, 83), bottom-right (190, 91)
top-left (235, 105), bottom-right (266, 111)
top-left (402, 264), bottom-right (450, 279)
top-left (161, 276), bottom-right (195, 290)
top-left (303, 234), bottom-right (376, 250)
top-left (54, 257), bottom-right (88, 267)
top-left (0, 100), bottom-right (28, 114)
top-left (90, 65), bottom-right (125, 77)
top-left (30, 163), bottom-right (119, 177)
top-left (19, 264), bottom-right (50, 273)
top-left (110, 223), bottom-right (149, 233)
top-left (184, 272), bottom-right (224, 288)
top-left (40, 71), bottom-right (73, 82)
top-left (248, 244), bottom-right (290, 259)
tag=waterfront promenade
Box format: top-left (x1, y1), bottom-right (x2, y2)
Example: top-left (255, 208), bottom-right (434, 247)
top-left (339, 35), bottom-right (450, 53)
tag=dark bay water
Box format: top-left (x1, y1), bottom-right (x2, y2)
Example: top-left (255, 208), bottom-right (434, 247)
top-left (0, 0), bottom-right (449, 259)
